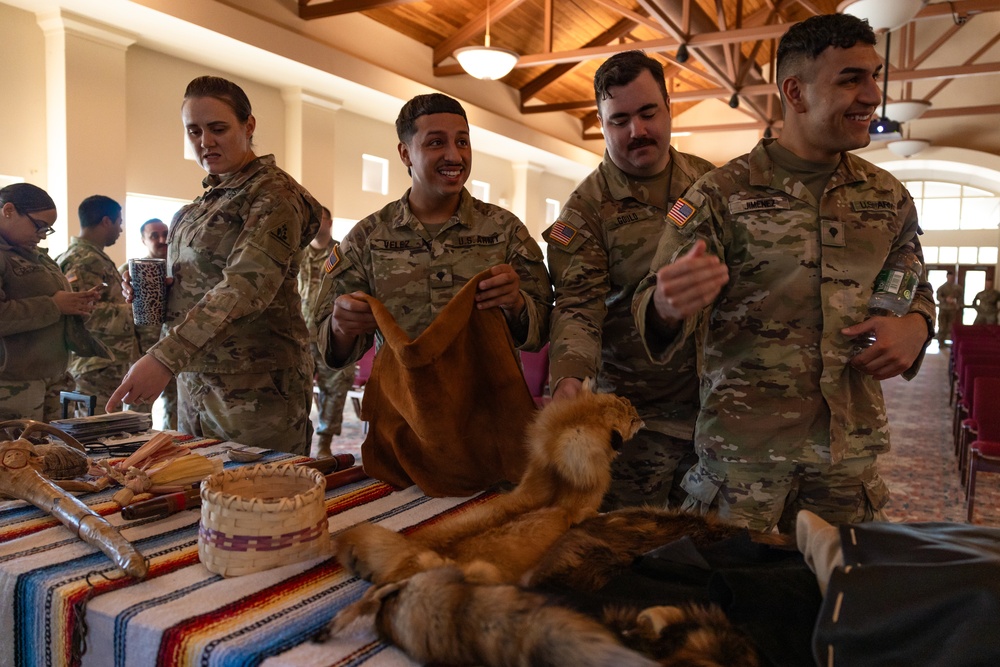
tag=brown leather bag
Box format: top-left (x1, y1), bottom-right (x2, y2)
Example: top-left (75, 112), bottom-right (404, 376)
top-left (358, 269), bottom-right (535, 497)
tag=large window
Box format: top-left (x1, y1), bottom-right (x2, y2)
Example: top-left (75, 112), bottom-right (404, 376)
top-left (124, 193), bottom-right (188, 261)
top-left (470, 180), bottom-right (490, 203)
top-left (361, 154), bottom-right (388, 195)
top-left (904, 180), bottom-right (1000, 231)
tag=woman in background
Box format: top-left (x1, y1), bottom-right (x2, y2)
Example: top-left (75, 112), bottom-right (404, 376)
top-left (0, 183), bottom-right (102, 421)
top-left (109, 76), bottom-right (321, 453)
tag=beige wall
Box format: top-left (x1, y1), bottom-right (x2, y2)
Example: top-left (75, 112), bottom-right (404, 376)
top-left (0, 3), bottom-right (48, 189)
top-left (2, 6), bottom-right (582, 267)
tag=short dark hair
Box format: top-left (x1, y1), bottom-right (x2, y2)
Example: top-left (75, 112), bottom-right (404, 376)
top-left (594, 50), bottom-right (668, 110)
top-left (0, 183), bottom-right (55, 214)
top-left (395, 93), bottom-right (467, 143)
top-left (139, 218), bottom-right (164, 238)
top-left (776, 14), bottom-right (876, 84)
top-left (184, 76), bottom-right (253, 124)
top-left (78, 195), bottom-right (121, 229)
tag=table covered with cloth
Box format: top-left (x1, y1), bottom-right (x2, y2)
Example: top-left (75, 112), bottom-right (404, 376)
top-left (0, 437), bottom-right (490, 667)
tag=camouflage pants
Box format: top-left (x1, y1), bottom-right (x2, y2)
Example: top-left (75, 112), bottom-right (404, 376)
top-left (600, 429), bottom-right (697, 511)
top-left (680, 455), bottom-right (890, 535)
top-left (0, 373), bottom-right (72, 422)
top-left (71, 364), bottom-right (131, 416)
top-left (938, 308), bottom-right (959, 344)
top-left (177, 367), bottom-right (312, 455)
top-left (311, 342), bottom-right (354, 436)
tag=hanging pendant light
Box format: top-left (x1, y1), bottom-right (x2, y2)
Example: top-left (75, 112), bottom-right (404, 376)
top-left (837, 0), bottom-right (927, 33)
top-left (887, 138), bottom-right (931, 158)
top-left (455, 0), bottom-right (519, 81)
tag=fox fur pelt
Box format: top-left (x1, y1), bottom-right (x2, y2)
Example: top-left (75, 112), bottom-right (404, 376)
top-left (334, 380), bottom-right (643, 585)
top-left (320, 565), bottom-right (759, 667)
top-left (526, 506), bottom-right (793, 592)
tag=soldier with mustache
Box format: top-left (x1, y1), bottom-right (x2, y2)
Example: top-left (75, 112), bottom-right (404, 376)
top-left (544, 51), bottom-right (715, 510)
top-left (314, 93), bottom-right (551, 372)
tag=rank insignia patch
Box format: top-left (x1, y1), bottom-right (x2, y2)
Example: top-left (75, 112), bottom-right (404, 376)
top-left (667, 198), bottom-right (696, 228)
top-left (548, 221), bottom-right (578, 247)
top-left (324, 244), bottom-right (342, 274)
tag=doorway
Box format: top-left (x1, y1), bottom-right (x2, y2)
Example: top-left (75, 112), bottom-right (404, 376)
top-left (926, 264), bottom-right (997, 324)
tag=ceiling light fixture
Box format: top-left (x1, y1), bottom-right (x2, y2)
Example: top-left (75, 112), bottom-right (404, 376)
top-left (728, 93), bottom-right (740, 109)
top-left (883, 99), bottom-right (932, 122)
top-left (676, 43), bottom-right (690, 63)
top-left (887, 138), bottom-right (931, 158)
top-left (454, 0), bottom-right (519, 81)
top-left (869, 31), bottom-right (904, 142)
top-left (837, 0), bottom-right (927, 33)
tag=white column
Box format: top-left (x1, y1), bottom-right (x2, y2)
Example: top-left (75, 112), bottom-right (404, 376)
top-left (511, 161), bottom-right (546, 237)
top-left (281, 88), bottom-right (342, 209)
top-left (36, 10), bottom-right (136, 263)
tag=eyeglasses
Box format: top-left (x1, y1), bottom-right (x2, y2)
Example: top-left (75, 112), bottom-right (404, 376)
top-left (24, 211), bottom-right (56, 237)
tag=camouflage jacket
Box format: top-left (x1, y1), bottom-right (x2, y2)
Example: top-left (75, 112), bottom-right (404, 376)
top-left (936, 282), bottom-right (963, 312)
top-left (634, 139), bottom-right (936, 464)
top-left (148, 155), bottom-right (321, 375)
top-left (298, 239), bottom-right (334, 341)
top-left (314, 188), bottom-right (552, 369)
top-left (973, 288), bottom-right (1000, 318)
top-left (543, 148), bottom-right (715, 437)
top-left (1, 241), bottom-right (75, 380)
top-left (58, 237), bottom-right (138, 373)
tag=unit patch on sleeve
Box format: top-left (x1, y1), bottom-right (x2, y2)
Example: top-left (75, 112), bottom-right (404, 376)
top-left (667, 198), bottom-right (696, 228)
top-left (547, 220), bottom-right (578, 247)
top-left (324, 244), bottom-right (342, 274)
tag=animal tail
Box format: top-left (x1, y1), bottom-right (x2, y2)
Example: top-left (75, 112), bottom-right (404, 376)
top-left (523, 606), bottom-right (659, 667)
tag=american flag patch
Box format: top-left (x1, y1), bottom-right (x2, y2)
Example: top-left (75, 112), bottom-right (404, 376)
top-left (548, 221), bottom-right (578, 246)
top-left (667, 198), bottom-right (696, 228)
top-left (324, 244), bottom-right (342, 274)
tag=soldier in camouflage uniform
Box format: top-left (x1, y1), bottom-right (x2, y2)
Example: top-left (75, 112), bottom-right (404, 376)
top-left (118, 218), bottom-right (178, 426)
top-left (299, 205), bottom-right (353, 457)
top-left (57, 195), bottom-right (138, 416)
top-left (314, 94), bottom-right (550, 373)
top-left (634, 14), bottom-right (936, 534)
top-left (544, 51), bottom-right (715, 510)
top-left (1, 183), bottom-right (104, 421)
top-left (935, 270), bottom-right (963, 345)
top-left (972, 279), bottom-right (1000, 325)
top-left (108, 76), bottom-right (321, 454)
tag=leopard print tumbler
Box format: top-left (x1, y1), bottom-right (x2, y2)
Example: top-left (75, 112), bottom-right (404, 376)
top-left (128, 258), bottom-right (166, 327)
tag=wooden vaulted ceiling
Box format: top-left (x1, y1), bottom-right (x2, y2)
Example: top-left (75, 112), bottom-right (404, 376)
top-left (296, 0), bottom-right (1000, 140)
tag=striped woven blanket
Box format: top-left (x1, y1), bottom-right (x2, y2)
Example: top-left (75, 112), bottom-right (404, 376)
top-left (0, 439), bottom-right (489, 667)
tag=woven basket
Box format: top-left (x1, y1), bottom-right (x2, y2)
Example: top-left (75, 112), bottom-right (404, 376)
top-left (198, 463), bottom-right (331, 577)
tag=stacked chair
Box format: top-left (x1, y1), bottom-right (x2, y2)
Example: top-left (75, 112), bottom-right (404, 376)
top-left (949, 324), bottom-right (1000, 521)
top-left (519, 342), bottom-right (551, 407)
top-left (965, 375), bottom-right (1000, 522)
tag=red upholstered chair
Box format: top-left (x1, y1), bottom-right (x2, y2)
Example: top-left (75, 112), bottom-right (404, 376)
top-left (519, 343), bottom-right (551, 407)
top-left (953, 362), bottom-right (1000, 466)
top-left (965, 376), bottom-right (1000, 522)
top-left (347, 346), bottom-right (377, 433)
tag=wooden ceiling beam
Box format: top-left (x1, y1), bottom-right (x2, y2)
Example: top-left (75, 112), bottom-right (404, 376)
top-left (589, 0), bottom-right (668, 34)
top-left (922, 32), bottom-right (1000, 100)
top-left (431, 0), bottom-right (527, 66)
top-left (522, 53), bottom-right (1000, 116)
top-left (916, 0), bottom-right (1000, 20)
top-left (520, 18), bottom-right (638, 101)
top-left (299, 0), bottom-right (421, 20)
top-left (919, 103), bottom-right (1000, 119)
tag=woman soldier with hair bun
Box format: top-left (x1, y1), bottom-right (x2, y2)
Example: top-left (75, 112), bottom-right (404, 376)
top-left (110, 76), bottom-right (321, 454)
